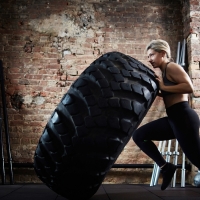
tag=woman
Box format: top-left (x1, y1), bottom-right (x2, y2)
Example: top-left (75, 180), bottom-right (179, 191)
top-left (132, 39), bottom-right (200, 190)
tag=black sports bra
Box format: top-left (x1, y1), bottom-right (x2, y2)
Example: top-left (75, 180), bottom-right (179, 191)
top-left (161, 62), bottom-right (177, 96)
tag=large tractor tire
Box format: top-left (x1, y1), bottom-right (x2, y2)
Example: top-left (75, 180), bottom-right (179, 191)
top-left (34, 52), bottom-right (158, 199)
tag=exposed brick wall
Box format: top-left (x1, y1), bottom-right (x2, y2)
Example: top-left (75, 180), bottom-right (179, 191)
top-left (181, 0), bottom-right (200, 185)
top-left (0, 0), bottom-right (188, 184)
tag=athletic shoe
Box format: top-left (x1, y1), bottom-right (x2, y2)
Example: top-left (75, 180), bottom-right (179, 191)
top-left (160, 163), bottom-right (177, 190)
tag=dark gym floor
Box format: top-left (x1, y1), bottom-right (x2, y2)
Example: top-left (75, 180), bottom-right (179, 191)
top-left (0, 183), bottom-right (199, 200)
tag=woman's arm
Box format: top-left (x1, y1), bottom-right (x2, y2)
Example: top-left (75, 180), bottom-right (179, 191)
top-left (155, 62), bottom-right (194, 94)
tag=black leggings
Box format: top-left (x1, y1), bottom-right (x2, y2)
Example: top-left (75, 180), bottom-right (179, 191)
top-left (132, 101), bottom-right (200, 168)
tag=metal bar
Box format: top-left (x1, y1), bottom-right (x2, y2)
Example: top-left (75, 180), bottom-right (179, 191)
top-left (0, 117), bottom-right (5, 184)
top-left (112, 164), bottom-right (154, 168)
top-left (176, 42), bottom-right (181, 64)
top-left (0, 60), bottom-right (14, 184)
top-left (165, 140), bottom-right (173, 187)
top-left (112, 163), bottom-right (188, 169)
top-left (181, 39), bottom-right (186, 68)
top-left (150, 141), bottom-right (162, 186)
top-left (171, 140), bottom-right (179, 187)
top-left (179, 43), bottom-right (183, 66)
top-left (181, 153), bottom-right (186, 187)
top-left (1, 162), bottom-right (190, 169)
top-left (150, 163), bottom-right (158, 186)
top-left (165, 140), bottom-right (172, 163)
top-left (153, 140), bottom-right (167, 186)
top-left (180, 39), bottom-right (186, 187)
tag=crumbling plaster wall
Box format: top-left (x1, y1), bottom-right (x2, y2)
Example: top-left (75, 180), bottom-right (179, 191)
top-left (0, 0), bottom-right (186, 183)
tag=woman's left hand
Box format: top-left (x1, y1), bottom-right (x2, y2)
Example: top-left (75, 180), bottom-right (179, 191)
top-left (154, 72), bottom-right (165, 90)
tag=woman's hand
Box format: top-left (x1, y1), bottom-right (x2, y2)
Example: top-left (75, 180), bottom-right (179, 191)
top-left (154, 72), bottom-right (165, 90)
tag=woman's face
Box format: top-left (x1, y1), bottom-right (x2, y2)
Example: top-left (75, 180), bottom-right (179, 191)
top-left (147, 49), bottom-right (164, 68)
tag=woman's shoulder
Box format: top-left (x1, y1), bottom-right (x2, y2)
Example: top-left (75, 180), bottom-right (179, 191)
top-left (167, 61), bottom-right (178, 67)
top-left (167, 61), bottom-right (187, 81)
top-left (167, 62), bottom-right (183, 71)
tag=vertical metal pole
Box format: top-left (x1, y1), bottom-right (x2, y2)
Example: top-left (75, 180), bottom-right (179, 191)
top-left (165, 140), bottom-right (172, 163)
top-left (150, 163), bottom-right (158, 186)
top-left (179, 43), bottom-right (183, 66)
top-left (0, 117), bottom-right (5, 184)
top-left (181, 153), bottom-right (186, 187)
top-left (171, 140), bottom-right (179, 187)
top-left (0, 60), bottom-right (14, 184)
top-left (180, 39), bottom-right (186, 187)
top-left (150, 141), bottom-right (162, 186)
top-left (176, 42), bottom-right (181, 64)
top-left (153, 161), bottom-right (161, 186)
top-left (153, 140), bottom-right (166, 186)
top-left (181, 39), bottom-right (186, 68)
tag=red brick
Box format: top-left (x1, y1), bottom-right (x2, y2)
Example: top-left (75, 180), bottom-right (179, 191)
top-left (21, 138), bottom-right (31, 145)
top-left (46, 64), bottom-right (61, 69)
top-left (67, 75), bottom-right (79, 81)
top-left (45, 86), bottom-right (62, 93)
top-left (14, 114), bottom-right (24, 120)
top-left (10, 120), bottom-right (25, 126)
top-left (47, 53), bottom-right (58, 58)
top-left (0, 0), bottom-right (197, 184)
top-left (8, 40), bottom-right (25, 46)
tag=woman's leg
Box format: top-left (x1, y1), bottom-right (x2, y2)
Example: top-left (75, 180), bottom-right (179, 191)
top-left (132, 117), bottom-right (177, 190)
top-left (168, 105), bottom-right (200, 169)
top-left (132, 117), bottom-right (175, 167)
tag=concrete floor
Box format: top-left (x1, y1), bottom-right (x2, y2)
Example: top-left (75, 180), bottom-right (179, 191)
top-left (0, 183), bottom-right (199, 200)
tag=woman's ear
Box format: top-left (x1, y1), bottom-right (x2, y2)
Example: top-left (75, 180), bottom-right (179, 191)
top-left (161, 50), bottom-right (167, 58)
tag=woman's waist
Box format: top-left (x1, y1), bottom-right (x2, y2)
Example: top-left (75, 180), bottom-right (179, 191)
top-left (163, 93), bottom-right (188, 108)
top-left (166, 101), bottom-right (190, 117)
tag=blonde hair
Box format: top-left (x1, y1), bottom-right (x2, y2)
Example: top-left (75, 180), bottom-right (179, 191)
top-left (146, 39), bottom-right (171, 59)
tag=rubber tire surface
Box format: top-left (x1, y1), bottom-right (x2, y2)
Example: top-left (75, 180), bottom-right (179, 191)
top-left (34, 52), bottom-right (158, 200)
